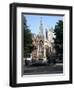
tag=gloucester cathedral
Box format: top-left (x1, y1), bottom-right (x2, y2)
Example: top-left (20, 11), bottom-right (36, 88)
top-left (31, 18), bottom-right (56, 63)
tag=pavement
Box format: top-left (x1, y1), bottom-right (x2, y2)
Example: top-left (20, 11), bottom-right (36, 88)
top-left (23, 63), bottom-right (63, 75)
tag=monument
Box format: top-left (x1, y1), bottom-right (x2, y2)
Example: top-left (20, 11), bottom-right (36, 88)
top-left (32, 18), bottom-right (56, 63)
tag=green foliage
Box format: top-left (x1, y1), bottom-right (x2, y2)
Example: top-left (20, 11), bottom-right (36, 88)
top-left (54, 20), bottom-right (63, 61)
top-left (23, 16), bottom-right (33, 57)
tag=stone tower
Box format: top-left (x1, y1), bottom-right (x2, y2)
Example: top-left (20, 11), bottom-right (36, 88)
top-left (37, 17), bottom-right (44, 60)
top-left (39, 17), bottom-right (44, 39)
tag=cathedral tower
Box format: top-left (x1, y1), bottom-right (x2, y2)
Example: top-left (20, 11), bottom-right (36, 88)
top-left (39, 17), bottom-right (44, 39)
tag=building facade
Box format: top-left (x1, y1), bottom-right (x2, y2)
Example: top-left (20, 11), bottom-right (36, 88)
top-left (31, 18), bottom-right (56, 63)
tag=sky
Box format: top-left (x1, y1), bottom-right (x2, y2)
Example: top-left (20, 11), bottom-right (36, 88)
top-left (23, 14), bottom-right (63, 34)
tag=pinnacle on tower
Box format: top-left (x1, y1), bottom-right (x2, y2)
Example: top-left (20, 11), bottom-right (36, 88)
top-left (39, 17), bottom-right (44, 38)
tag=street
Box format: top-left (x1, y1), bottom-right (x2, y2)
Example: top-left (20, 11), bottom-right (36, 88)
top-left (24, 63), bottom-right (63, 75)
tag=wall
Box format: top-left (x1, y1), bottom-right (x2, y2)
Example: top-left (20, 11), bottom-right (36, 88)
top-left (0, 0), bottom-right (74, 89)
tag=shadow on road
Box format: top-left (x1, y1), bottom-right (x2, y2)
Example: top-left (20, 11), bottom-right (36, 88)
top-left (23, 63), bottom-right (63, 75)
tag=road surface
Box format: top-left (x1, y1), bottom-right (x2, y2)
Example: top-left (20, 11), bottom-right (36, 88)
top-left (23, 63), bottom-right (63, 75)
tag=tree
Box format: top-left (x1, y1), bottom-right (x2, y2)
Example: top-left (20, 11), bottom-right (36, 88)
top-left (54, 20), bottom-right (63, 62)
top-left (23, 16), bottom-right (33, 58)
